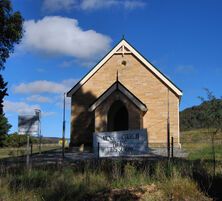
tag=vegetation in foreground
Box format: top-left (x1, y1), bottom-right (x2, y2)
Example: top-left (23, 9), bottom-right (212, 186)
top-left (0, 128), bottom-right (220, 201)
top-left (181, 129), bottom-right (222, 161)
top-left (0, 160), bottom-right (213, 201)
top-left (181, 129), bottom-right (222, 183)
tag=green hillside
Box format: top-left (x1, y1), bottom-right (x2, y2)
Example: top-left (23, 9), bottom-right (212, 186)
top-left (180, 99), bottom-right (222, 131)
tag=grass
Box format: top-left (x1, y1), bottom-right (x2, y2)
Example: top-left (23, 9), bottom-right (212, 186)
top-left (188, 144), bottom-right (222, 160)
top-left (0, 129), bottom-right (221, 200)
top-left (0, 144), bottom-right (61, 159)
top-left (0, 160), bottom-right (213, 201)
top-left (181, 129), bottom-right (222, 161)
top-left (180, 129), bottom-right (222, 177)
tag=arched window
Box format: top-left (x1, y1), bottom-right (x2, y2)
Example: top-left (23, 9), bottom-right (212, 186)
top-left (107, 100), bottom-right (128, 131)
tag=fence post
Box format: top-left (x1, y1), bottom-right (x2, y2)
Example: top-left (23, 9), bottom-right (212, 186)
top-left (30, 142), bottom-right (33, 156)
top-left (26, 134), bottom-right (30, 169)
top-left (167, 121), bottom-right (170, 160)
top-left (97, 142), bottom-right (100, 158)
top-left (171, 137), bottom-right (174, 159)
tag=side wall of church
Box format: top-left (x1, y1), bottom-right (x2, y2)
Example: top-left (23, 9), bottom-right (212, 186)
top-left (70, 54), bottom-right (180, 146)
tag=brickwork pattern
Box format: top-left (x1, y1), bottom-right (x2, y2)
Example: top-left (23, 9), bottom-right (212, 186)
top-left (70, 54), bottom-right (180, 146)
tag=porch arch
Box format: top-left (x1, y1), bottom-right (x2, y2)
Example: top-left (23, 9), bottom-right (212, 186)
top-left (107, 100), bottom-right (129, 131)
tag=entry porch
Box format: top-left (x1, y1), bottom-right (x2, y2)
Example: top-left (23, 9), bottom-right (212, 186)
top-left (89, 81), bottom-right (147, 134)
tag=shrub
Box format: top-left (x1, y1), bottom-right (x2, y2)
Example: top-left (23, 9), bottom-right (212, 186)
top-left (160, 176), bottom-right (211, 201)
top-left (9, 170), bottom-right (49, 191)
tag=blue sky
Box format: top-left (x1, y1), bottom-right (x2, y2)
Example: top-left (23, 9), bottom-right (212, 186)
top-left (3, 0), bottom-right (222, 138)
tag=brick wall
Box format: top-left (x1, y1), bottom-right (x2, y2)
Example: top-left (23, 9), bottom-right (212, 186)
top-left (70, 53), bottom-right (180, 146)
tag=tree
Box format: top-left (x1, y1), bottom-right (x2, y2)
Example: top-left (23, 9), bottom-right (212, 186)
top-left (5, 132), bottom-right (26, 147)
top-left (0, 74), bottom-right (11, 146)
top-left (0, 114), bottom-right (11, 146)
top-left (199, 89), bottom-right (222, 176)
top-left (0, 0), bottom-right (23, 146)
top-left (0, 74), bottom-right (8, 115)
top-left (0, 0), bottom-right (23, 70)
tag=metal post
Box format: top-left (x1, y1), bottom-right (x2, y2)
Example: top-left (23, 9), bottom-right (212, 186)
top-left (35, 109), bottom-right (41, 154)
top-left (26, 134), bottom-right (30, 168)
top-left (171, 137), bottom-right (174, 159)
top-left (98, 142), bottom-right (100, 158)
top-left (62, 93), bottom-right (66, 159)
top-left (40, 135), bottom-right (42, 154)
top-left (167, 90), bottom-right (170, 160)
top-left (31, 142), bottom-right (33, 156)
top-left (39, 110), bottom-right (42, 154)
top-left (167, 121), bottom-right (170, 159)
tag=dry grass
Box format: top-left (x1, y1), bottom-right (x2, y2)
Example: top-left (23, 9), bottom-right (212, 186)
top-left (181, 129), bottom-right (222, 161)
top-left (0, 144), bottom-right (61, 159)
top-left (0, 160), bottom-right (213, 201)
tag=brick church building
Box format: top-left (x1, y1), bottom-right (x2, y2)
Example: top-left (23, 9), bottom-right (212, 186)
top-left (67, 39), bottom-right (182, 148)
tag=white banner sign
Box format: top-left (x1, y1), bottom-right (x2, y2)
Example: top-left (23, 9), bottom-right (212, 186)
top-left (18, 115), bottom-right (39, 136)
top-left (93, 129), bottom-right (149, 157)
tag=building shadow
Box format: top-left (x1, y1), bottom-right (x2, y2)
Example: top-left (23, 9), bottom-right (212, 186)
top-left (69, 88), bottom-right (106, 147)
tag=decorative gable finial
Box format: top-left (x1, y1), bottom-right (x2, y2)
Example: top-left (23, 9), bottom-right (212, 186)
top-left (122, 34), bottom-right (125, 40)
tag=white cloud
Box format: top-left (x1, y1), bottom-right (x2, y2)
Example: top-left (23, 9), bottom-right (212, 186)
top-left (42, 0), bottom-right (146, 12)
top-left (4, 100), bottom-right (56, 116)
top-left (123, 0), bottom-right (146, 9)
top-left (42, 0), bottom-right (76, 12)
top-left (60, 58), bottom-right (97, 68)
top-left (60, 60), bottom-right (76, 68)
top-left (13, 79), bottom-right (78, 94)
top-left (80, 0), bottom-right (146, 10)
top-left (61, 79), bottom-right (78, 88)
top-left (80, 0), bottom-right (118, 10)
top-left (26, 95), bottom-right (52, 103)
top-left (4, 100), bottom-right (40, 115)
top-left (42, 111), bottom-right (56, 117)
top-left (55, 94), bottom-right (71, 108)
top-left (21, 16), bottom-right (112, 59)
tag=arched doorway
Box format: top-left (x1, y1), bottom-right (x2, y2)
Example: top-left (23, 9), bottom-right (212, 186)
top-left (107, 100), bottom-right (129, 131)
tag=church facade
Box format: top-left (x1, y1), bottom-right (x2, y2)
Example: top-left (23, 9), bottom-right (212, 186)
top-left (67, 39), bottom-right (182, 147)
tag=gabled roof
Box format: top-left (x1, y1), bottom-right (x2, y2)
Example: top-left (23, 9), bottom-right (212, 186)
top-left (88, 81), bottom-right (147, 112)
top-left (67, 39), bottom-right (183, 97)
